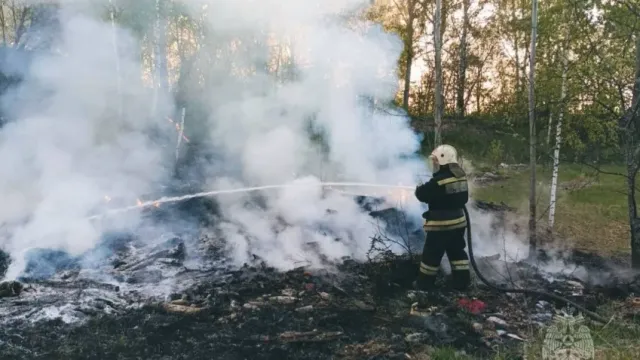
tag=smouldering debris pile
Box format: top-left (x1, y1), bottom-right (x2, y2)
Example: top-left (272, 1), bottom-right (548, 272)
top-left (1, 197), bottom-right (639, 359)
top-left (2, 248), bottom-right (639, 360)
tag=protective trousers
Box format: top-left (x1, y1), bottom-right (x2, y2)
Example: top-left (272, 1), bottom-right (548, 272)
top-left (417, 227), bottom-right (471, 290)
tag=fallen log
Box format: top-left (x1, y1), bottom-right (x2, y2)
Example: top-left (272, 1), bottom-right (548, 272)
top-left (279, 330), bottom-right (344, 343)
top-left (118, 238), bottom-right (185, 272)
top-left (162, 302), bottom-right (207, 314)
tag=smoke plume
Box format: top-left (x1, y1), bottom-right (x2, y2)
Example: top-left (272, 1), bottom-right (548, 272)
top-left (1, 3), bottom-right (175, 279)
top-left (0, 0), bottom-right (523, 280)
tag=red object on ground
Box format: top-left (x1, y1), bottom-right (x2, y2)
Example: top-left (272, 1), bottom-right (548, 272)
top-left (304, 283), bottom-right (315, 291)
top-left (457, 298), bottom-right (486, 314)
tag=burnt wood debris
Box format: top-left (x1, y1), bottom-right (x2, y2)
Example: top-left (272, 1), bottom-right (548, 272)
top-left (1, 194), bottom-right (640, 360)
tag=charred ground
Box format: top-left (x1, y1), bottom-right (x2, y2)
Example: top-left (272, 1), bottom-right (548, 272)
top-left (2, 248), bottom-right (639, 360)
top-left (2, 198), bottom-right (640, 360)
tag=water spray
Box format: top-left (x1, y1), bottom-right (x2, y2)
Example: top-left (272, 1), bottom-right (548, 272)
top-left (87, 181), bottom-right (606, 322)
top-left (88, 182), bottom-right (415, 220)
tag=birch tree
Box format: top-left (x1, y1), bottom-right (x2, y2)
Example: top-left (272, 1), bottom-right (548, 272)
top-left (456, 0), bottom-right (469, 119)
top-left (548, 25), bottom-right (570, 231)
top-left (152, 0), bottom-right (169, 118)
top-left (402, 0), bottom-right (419, 110)
top-left (433, 0), bottom-right (443, 146)
top-left (546, 111), bottom-right (553, 146)
top-left (527, 0), bottom-right (538, 255)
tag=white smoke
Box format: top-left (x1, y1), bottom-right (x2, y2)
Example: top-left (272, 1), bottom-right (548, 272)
top-left (467, 207), bottom-right (528, 261)
top-left (182, 0), bottom-right (427, 268)
top-left (1, 6), bottom-right (175, 279)
top-left (0, 0), bottom-right (523, 280)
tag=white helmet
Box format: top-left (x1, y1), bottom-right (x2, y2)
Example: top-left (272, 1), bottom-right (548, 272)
top-left (428, 144), bottom-right (459, 172)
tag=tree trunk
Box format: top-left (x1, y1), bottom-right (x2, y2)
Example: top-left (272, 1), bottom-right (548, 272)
top-left (528, 0), bottom-right (538, 256)
top-left (476, 66), bottom-right (482, 112)
top-left (0, 6), bottom-right (6, 44)
top-left (456, 0), bottom-right (469, 119)
top-left (433, 0), bottom-right (443, 146)
top-left (287, 36), bottom-right (297, 82)
top-left (628, 35), bottom-right (640, 268)
top-left (157, 0), bottom-right (169, 92)
top-left (521, 0), bottom-right (530, 108)
top-left (109, 0), bottom-right (122, 120)
top-left (402, 1), bottom-right (416, 110)
top-left (546, 110), bottom-right (553, 146)
top-left (175, 107), bottom-right (186, 162)
top-left (513, 0), bottom-right (520, 102)
top-left (523, 40), bottom-right (530, 106)
top-left (153, 0), bottom-right (169, 117)
top-left (548, 46), bottom-right (569, 231)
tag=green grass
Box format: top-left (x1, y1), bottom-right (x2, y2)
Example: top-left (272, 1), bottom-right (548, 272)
top-left (472, 163), bottom-right (633, 255)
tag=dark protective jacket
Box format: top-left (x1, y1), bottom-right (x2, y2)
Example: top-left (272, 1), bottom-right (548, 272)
top-left (415, 164), bottom-right (469, 231)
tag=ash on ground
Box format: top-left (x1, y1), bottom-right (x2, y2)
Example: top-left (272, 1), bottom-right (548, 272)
top-left (1, 198), bottom-right (639, 360)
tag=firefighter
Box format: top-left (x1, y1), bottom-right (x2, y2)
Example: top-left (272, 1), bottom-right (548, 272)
top-left (414, 144), bottom-right (471, 291)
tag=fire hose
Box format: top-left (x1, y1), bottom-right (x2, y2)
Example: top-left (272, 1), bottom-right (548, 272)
top-left (90, 181), bottom-right (607, 322)
top-left (462, 205), bottom-right (607, 323)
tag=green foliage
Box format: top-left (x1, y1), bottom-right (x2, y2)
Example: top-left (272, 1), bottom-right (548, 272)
top-left (485, 139), bottom-right (504, 166)
top-left (392, 0), bottom-right (636, 173)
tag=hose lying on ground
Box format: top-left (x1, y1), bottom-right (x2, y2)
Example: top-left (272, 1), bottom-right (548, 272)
top-left (462, 206), bottom-right (608, 324)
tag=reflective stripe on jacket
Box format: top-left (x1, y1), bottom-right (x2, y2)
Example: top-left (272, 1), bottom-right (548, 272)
top-left (415, 164), bottom-right (469, 232)
top-left (423, 208), bottom-right (467, 231)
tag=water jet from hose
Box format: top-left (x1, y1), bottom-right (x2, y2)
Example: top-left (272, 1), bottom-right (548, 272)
top-left (87, 180), bottom-right (607, 323)
top-left (88, 182), bottom-right (415, 220)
